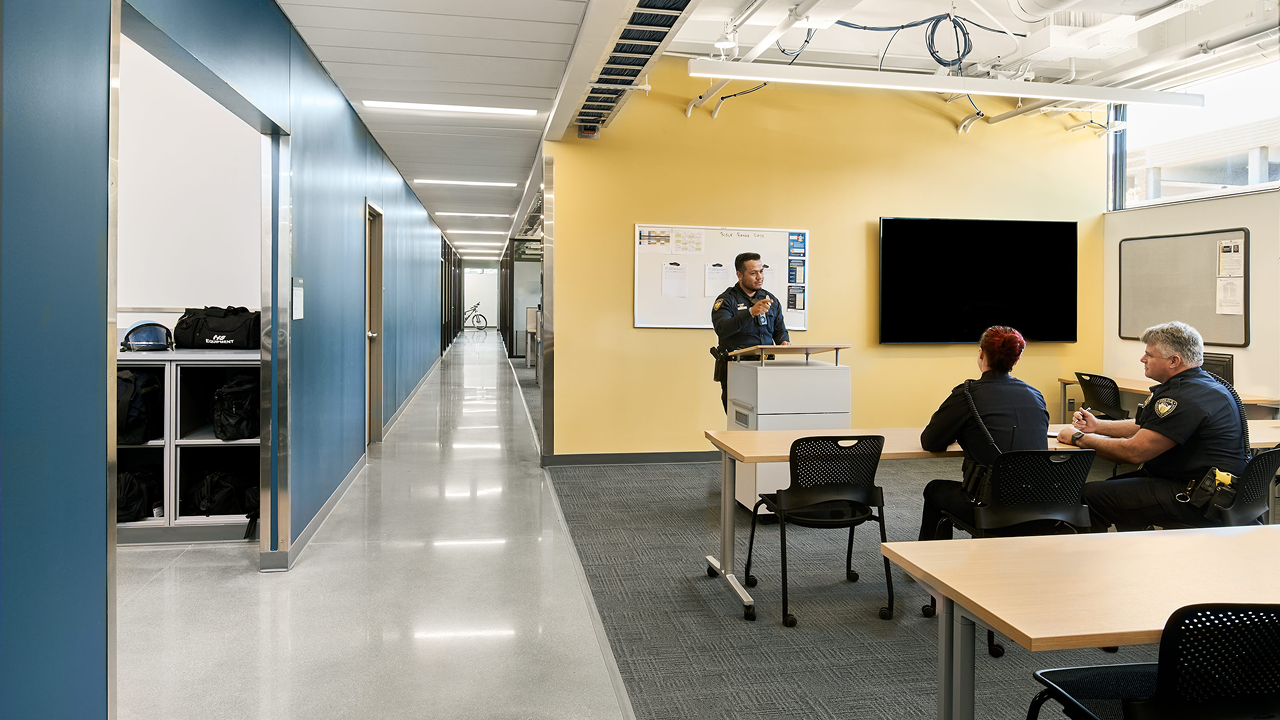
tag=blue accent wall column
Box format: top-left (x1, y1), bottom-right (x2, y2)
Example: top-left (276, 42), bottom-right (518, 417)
top-left (1, 0), bottom-right (113, 717)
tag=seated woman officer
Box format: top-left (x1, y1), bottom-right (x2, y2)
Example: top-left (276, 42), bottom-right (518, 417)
top-left (917, 326), bottom-right (1051, 540)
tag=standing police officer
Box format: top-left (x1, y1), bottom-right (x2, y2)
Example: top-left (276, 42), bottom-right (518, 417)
top-left (711, 252), bottom-right (790, 411)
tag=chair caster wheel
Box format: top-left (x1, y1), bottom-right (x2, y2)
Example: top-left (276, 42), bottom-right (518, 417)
top-left (744, 574), bottom-right (757, 588)
top-left (846, 570), bottom-right (859, 582)
top-left (989, 643), bottom-right (1006, 658)
top-left (743, 605), bottom-right (756, 621)
top-left (921, 604), bottom-right (935, 618)
top-left (878, 607), bottom-right (893, 621)
top-left (783, 614), bottom-right (798, 628)
top-left (707, 565), bottom-right (719, 578)
top-left (1101, 646), bottom-right (1119, 653)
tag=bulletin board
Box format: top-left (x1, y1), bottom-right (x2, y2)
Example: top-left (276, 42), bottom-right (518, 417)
top-left (1119, 228), bottom-right (1249, 347)
top-left (633, 224), bottom-right (809, 330)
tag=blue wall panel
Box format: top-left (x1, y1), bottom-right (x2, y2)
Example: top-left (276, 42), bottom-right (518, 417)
top-left (0, 0), bottom-right (112, 717)
top-left (125, 0), bottom-right (291, 130)
top-left (287, 29), bottom-right (370, 537)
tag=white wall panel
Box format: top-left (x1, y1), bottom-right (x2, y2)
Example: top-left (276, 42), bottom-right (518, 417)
top-left (117, 36), bottom-right (261, 317)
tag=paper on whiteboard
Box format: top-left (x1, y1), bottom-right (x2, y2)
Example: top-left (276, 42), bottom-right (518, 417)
top-left (637, 228), bottom-right (672, 254)
top-left (705, 263), bottom-right (731, 296)
top-left (1218, 240), bottom-right (1244, 277)
top-left (673, 228), bottom-right (705, 254)
top-left (662, 263), bottom-right (688, 298)
top-left (1216, 277), bottom-right (1243, 315)
top-left (762, 265), bottom-right (780, 291)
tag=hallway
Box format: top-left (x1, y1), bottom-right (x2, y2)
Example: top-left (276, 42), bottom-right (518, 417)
top-left (116, 331), bottom-right (628, 719)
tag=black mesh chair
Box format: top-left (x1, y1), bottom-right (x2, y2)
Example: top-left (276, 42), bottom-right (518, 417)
top-left (927, 449), bottom-right (1096, 657)
top-left (1027, 603), bottom-right (1280, 720)
top-left (1220, 447), bottom-right (1280, 526)
top-left (742, 435), bottom-right (892, 627)
top-left (1075, 372), bottom-right (1129, 421)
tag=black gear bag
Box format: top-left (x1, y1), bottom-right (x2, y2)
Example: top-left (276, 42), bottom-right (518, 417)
top-left (213, 374), bottom-right (260, 440)
top-left (174, 306), bottom-right (261, 350)
top-left (117, 370), bottom-right (164, 446)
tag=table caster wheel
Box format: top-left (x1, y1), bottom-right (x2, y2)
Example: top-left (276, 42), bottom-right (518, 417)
top-left (707, 565), bottom-right (719, 578)
top-left (783, 614), bottom-right (798, 628)
top-left (921, 604), bottom-right (936, 618)
top-left (743, 605), bottom-right (756, 621)
top-left (989, 643), bottom-right (1006, 658)
top-left (745, 574), bottom-right (757, 587)
top-left (846, 570), bottom-right (859, 582)
top-left (879, 607), bottom-right (893, 621)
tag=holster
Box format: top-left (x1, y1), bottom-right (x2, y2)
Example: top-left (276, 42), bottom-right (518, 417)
top-left (710, 347), bottom-right (728, 382)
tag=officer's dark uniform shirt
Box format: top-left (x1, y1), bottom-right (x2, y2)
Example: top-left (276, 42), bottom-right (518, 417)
top-left (711, 284), bottom-right (789, 350)
top-left (920, 371), bottom-right (1049, 466)
top-left (1135, 366), bottom-right (1245, 482)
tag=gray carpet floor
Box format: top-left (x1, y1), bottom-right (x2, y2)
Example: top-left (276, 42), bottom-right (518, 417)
top-left (550, 459), bottom-right (1156, 720)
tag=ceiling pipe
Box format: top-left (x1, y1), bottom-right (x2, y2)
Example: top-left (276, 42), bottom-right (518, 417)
top-left (685, 0), bottom-right (831, 117)
top-left (1007, 0), bottom-right (1086, 23)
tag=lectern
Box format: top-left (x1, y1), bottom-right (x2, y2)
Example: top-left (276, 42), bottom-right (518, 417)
top-left (725, 345), bottom-right (851, 513)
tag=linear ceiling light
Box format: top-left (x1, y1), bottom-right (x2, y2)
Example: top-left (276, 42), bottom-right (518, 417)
top-left (364, 100), bottom-right (536, 116)
top-left (451, 242), bottom-right (505, 247)
top-left (686, 58), bottom-right (1205, 107)
top-left (415, 179), bottom-right (518, 187)
top-left (447, 230), bottom-right (507, 235)
top-left (436, 212), bottom-right (512, 217)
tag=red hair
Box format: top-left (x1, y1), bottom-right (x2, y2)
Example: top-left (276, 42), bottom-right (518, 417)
top-left (980, 326), bottom-right (1026, 373)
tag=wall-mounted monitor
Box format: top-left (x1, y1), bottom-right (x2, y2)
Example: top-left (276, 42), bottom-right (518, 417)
top-left (879, 218), bottom-right (1077, 344)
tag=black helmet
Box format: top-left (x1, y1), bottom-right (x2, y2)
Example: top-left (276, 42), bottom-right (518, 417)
top-left (121, 322), bottom-right (173, 351)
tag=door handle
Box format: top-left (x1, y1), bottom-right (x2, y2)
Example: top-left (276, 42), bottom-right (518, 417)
top-left (367, 332), bottom-right (378, 339)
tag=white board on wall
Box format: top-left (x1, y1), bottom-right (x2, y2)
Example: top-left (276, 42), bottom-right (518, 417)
top-left (634, 224), bottom-right (808, 330)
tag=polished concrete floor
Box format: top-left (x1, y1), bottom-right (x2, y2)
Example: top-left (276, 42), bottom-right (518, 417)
top-left (117, 331), bottom-right (629, 719)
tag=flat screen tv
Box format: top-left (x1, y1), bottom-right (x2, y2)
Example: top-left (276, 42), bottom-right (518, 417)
top-left (879, 217), bottom-right (1077, 344)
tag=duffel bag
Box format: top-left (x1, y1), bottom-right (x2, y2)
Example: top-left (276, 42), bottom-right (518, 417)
top-left (174, 306), bottom-right (261, 349)
top-left (117, 470), bottom-right (160, 523)
top-left (117, 369), bottom-right (163, 445)
top-left (213, 374), bottom-right (260, 440)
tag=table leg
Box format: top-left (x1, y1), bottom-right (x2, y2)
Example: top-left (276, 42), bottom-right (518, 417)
top-left (706, 450), bottom-right (754, 616)
top-left (1060, 380), bottom-right (1070, 424)
top-left (937, 595), bottom-right (954, 720)
top-left (951, 606), bottom-right (977, 720)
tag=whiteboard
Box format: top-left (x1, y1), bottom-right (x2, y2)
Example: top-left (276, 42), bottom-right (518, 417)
top-left (1119, 228), bottom-right (1249, 347)
top-left (634, 224), bottom-right (808, 330)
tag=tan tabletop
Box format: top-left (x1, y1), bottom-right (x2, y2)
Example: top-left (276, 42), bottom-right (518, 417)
top-left (884, 525), bottom-right (1280, 652)
top-left (1059, 375), bottom-right (1280, 406)
top-left (705, 426), bottom-right (1075, 464)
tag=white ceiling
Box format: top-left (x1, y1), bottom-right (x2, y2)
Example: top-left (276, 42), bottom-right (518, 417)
top-left (278, 0), bottom-right (591, 239)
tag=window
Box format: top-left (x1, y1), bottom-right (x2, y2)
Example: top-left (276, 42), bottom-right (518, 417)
top-left (1117, 61), bottom-right (1280, 209)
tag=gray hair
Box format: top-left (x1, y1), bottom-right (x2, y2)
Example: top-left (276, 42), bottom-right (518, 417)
top-left (1141, 322), bottom-right (1204, 367)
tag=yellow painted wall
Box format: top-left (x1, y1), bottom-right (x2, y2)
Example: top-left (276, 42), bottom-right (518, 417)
top-left (548, 56), bottom-right (1105, 456)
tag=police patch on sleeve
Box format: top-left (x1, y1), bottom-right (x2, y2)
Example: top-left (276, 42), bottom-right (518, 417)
top-left (713, 299), bottom-right (723, 311)
top-left (1154, 398), bottom-right (1178, 418)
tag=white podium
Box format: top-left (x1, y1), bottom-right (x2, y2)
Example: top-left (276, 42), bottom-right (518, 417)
top-left (725, 345), bottom-right (851, 513)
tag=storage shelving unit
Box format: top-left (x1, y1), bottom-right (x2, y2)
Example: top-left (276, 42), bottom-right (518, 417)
top-left (117, 349), bottom-right (260, 543)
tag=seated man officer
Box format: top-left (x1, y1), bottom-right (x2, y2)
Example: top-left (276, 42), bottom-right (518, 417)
top-left (711, 252), bottom-right (789, 411)
top-left (1057, 321), bottom-right (1246, 531)
top-left (917, 326), bottom-right (1050, 540)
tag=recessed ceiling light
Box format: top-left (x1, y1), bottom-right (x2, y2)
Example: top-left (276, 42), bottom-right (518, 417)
top-left (415, 179), bottom-right (518, 187)
top-left (448, 230), bottom-right (507, 235)
top-left (364, 100), bottom-right (537, 116)
top-left (436, 212), bottom-right (512, 217)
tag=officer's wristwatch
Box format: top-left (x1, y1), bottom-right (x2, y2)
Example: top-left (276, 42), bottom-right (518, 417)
top-left (1070, 431), bottom-right (1085, 445)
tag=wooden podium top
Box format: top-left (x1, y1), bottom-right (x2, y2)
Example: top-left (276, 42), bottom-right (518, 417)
top-left (727, 344), bottom-right (850, 358)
